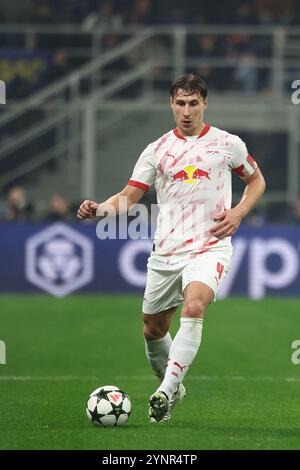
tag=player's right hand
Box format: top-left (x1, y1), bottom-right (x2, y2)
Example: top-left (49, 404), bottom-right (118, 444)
top-left (77, 200), bottom-right (98, 219)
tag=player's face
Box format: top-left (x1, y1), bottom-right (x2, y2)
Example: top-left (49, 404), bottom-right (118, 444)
top-left (170, 89), bottom-right (208, 136)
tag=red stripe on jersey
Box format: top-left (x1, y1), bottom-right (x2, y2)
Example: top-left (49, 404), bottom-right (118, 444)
top-left (128, 180), bottom-right (149, 192)
top-left (173, 128), bottom-right (186, 140)
top-left (189, 239), bottom-right (220, 258)
top-left (207, 239), bottom-right (219, 247)
top-left (163, 238), bottom-right (194, 256)
top-left (197, 123), bottom-right (211, 138)
top-left (173, 123), bottom-right (211, 141)
top-left (193, 249), bottom-right (209, 256)
top-left (232, 164), bottom-right (245, 177)
top-left (247, 154), bottom-right (257, 169)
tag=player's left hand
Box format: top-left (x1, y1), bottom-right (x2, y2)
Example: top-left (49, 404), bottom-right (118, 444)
top-left (209, 208), bottom-right (243, 239)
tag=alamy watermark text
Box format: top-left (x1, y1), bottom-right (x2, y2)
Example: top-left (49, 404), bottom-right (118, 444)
top-left (291, 80), bottom-right (300, 104)
top-left (0, 80), bottom-right (6, 104)
top-left (95, 197), bottom-right (205, 242)
top-left (291, 340), bottom-right (300, 365)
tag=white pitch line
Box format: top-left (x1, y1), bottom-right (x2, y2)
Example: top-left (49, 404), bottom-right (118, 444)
top-left (0, 375), bottom-right (300, 382)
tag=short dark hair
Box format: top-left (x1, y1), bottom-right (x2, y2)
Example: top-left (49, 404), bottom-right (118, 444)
top-left (170, 73), bottom-right (208, 100)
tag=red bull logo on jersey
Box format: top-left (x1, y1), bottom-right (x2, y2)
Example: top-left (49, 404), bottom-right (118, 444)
top-left (171, 165), bottom-right (211, 184)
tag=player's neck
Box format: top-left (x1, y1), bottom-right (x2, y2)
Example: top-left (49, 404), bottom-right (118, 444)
top-left (176, 122), bottom-right (206, 137)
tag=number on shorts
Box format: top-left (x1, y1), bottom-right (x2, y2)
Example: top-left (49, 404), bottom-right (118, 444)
top-left (216, 262), bottom-right (224, 280)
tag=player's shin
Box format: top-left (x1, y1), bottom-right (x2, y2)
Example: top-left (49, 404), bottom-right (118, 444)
top-left (145, 332), bottom-right (172, 382)
top-left (159, 317), bottom-right (203, 399)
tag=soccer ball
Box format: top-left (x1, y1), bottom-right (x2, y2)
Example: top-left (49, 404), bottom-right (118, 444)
top-left (86, 385), bottom-right (131, 427)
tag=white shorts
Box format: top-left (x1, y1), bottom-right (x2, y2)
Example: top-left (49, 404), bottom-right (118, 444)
top-left (142, 246), bottom-right (232, 314)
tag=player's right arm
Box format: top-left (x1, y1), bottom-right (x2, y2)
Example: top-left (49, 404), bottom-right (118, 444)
top-left (77, 141), bottom-right (157, 220)
top-left (76, 185), bottom-right (145, 220)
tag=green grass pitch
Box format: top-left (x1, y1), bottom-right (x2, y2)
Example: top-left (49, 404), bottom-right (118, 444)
top-left (1, 295), bottom-right (300, 450)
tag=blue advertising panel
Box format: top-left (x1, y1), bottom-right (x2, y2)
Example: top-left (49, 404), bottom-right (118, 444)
top-left (0, 50), bottom-right (52, 95)
top-left (0, 222), bottom-right (299, 298)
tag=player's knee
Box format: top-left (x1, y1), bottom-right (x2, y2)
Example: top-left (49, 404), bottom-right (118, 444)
top-left (143, 318), bottom-right (168, 341)
top-left (182, 300), bottom-right (205, 318)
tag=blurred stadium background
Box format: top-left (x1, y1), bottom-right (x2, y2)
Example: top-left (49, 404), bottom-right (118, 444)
top-left (1, 0), bottom-right (300, 451)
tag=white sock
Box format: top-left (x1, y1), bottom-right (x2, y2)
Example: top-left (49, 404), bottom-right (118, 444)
top-left (158, 317), bottom-right (203, 400)
top-left (145, 332), bottom-right (172, 382)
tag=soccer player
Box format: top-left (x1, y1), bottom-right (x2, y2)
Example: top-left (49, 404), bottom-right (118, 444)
top-left (77, 74), bottom-right (266, 422)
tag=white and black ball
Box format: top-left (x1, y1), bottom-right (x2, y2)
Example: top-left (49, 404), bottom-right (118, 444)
top-left (86, 385), bottom-right (131, 427)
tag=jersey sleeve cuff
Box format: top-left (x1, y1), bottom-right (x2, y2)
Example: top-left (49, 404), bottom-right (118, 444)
top-left (232, 155), bottom-right (257, 178)
top-left (128, 180), bottom-right (149, 192)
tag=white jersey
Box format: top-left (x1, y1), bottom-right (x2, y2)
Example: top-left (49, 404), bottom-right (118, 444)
top-left (128, 124), bottom-right (257, 259)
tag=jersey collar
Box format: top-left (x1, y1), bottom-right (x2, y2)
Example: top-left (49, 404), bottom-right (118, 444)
top-left (173, 123), bottom-right (211, 141)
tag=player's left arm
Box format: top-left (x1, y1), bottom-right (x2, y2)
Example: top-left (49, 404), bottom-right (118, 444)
top-left (210, 166), bottom-right (266, 239)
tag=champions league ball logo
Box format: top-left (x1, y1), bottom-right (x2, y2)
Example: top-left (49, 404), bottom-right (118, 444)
top-left (25, 223), bottom-right (94, 297)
